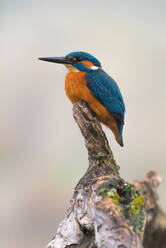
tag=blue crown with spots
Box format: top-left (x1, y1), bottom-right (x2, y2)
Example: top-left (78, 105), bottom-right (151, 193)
top-left (65, 51), bottom-right (101, 67)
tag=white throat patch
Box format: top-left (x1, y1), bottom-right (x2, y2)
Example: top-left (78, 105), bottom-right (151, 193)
top-left (91, 66), bottom-right (99, 70)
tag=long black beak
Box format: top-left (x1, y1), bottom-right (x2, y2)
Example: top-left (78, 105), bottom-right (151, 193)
top-left (38, 56), bottom-right (73, 64)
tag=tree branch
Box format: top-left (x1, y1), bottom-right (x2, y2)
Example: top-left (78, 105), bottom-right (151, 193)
top-left (48, 100), bottom-right (166, 248)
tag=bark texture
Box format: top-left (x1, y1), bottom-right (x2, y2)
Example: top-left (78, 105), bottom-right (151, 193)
top-left (48, 100), bottom-right (166, 248)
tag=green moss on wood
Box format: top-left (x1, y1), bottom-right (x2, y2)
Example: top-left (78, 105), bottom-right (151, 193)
top-left (97, 178), bottom-right (145, 232)
top-left (92, 152), bottom-right (106, 160)
top-left (91, 154), bottom-right (120, 175)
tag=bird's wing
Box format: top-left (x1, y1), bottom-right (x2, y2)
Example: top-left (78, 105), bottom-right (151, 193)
top-left (86, 69), bottom-right (125, 126)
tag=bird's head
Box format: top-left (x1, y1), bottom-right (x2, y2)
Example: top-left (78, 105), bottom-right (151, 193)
top-left (39, 51), bottom-right (101, 72)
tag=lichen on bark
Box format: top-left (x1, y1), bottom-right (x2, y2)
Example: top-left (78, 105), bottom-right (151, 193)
top-left (97, 178), bottom-right (145, 232)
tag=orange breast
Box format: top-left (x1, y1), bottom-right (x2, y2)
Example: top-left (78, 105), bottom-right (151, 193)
top-left (65, 72), bottom-right (121, 144)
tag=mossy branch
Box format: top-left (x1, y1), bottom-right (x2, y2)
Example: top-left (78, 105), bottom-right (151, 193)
top-left (48, 100), bottom-right (166, 248)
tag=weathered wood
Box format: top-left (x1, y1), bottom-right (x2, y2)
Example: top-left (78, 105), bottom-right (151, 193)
top-left (48, 100), bottom-right (166, 248)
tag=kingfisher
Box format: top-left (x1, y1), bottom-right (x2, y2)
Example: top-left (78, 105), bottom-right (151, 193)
top-left (39, 51), bottom-right (125, 146)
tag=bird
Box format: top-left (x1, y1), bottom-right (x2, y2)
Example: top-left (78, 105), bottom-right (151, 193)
top-left (39, 51), bottom-right (125, 146)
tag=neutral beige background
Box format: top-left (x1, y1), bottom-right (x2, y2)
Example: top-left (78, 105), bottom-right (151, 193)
top-left (1, 1), bottom-right (166, 247)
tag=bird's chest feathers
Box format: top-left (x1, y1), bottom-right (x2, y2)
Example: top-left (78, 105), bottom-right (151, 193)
top-left (65, 72), bottom-right (88, 103)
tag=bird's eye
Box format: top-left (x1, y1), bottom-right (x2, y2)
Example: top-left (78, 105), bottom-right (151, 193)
top-left (72, 57), bottom-right (78, 62)
top-left (72, 57), bottom-right (83, 62)
top-left (67, 56), bottom-right (83, 63)
top-left (76, 57), bottom-right (83, 61)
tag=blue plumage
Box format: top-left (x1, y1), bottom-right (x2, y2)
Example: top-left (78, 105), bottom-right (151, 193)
top-left (67, 52), bottom-right (125, 142)
top-left (86, 69), bottom-right (125, 139)
top-left (39, 50), bottom-right (126, 146)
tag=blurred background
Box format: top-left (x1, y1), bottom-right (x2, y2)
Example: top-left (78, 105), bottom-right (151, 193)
top-left (1, 1), bottom-right (166, 247)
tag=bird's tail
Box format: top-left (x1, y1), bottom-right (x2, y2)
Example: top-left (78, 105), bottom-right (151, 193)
top-left (115, 133), bottom-right (124, 147)
top-left (115, 119), bottom-right (124, 147)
